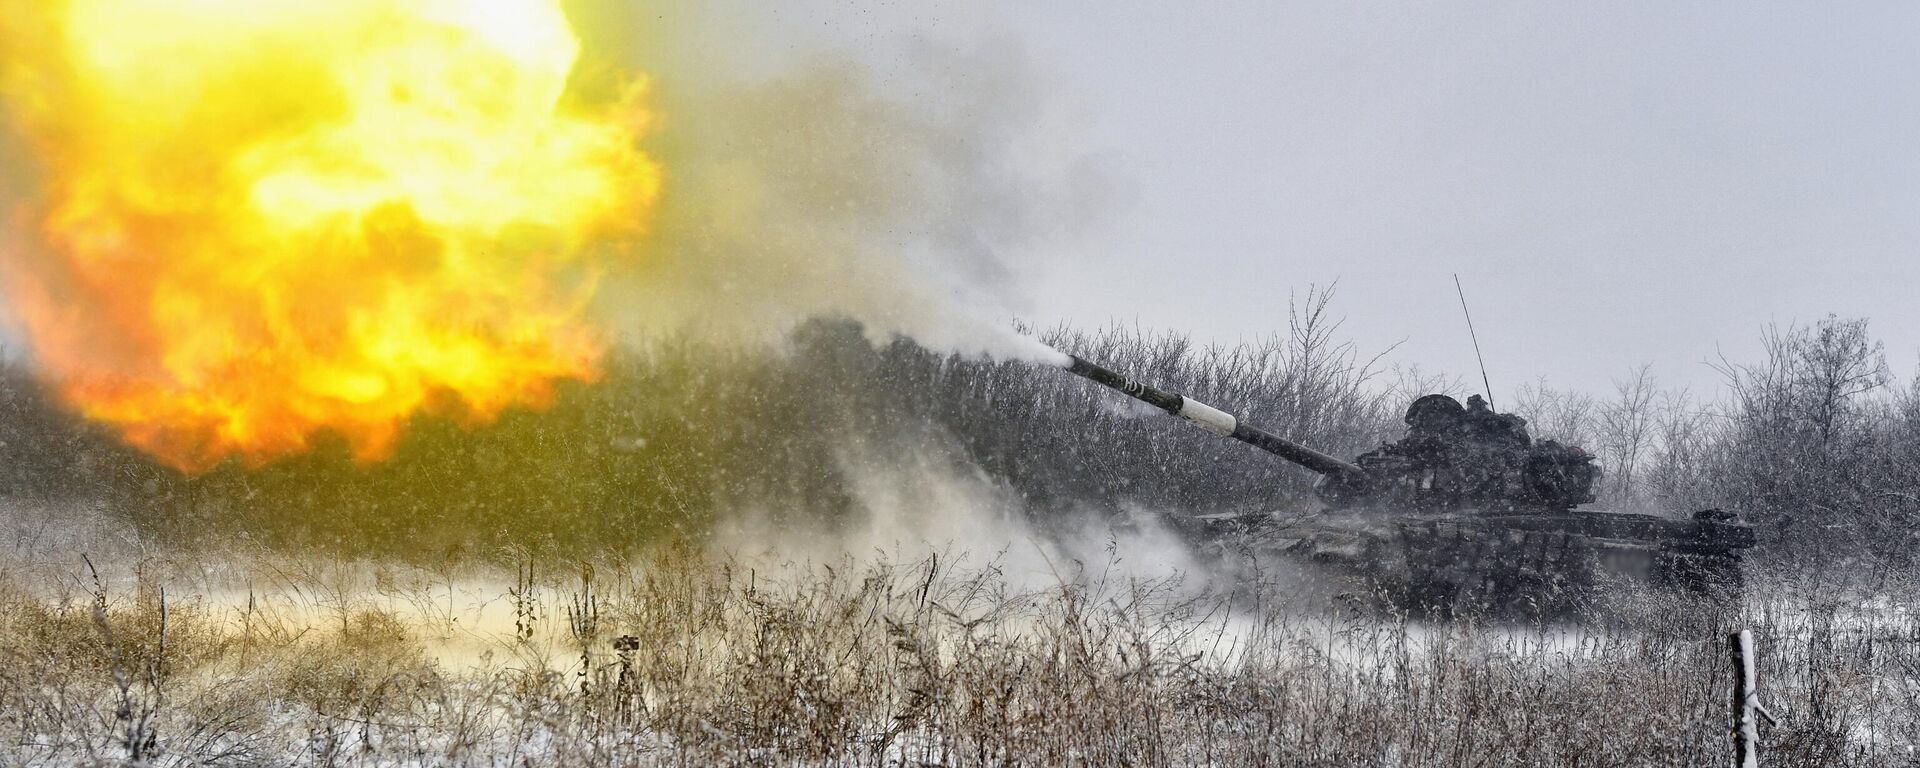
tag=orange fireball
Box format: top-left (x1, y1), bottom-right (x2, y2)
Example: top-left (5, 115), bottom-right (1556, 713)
top-left (0, 0), bottom-right (661, 472)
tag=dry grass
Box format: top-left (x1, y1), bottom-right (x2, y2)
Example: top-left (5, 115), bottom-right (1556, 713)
top-left (1, 541), bottom-right (1914, 767)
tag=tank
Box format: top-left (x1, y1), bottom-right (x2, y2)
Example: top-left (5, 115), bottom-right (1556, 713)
top-left (1062, 355), bottom-right (1754, 614)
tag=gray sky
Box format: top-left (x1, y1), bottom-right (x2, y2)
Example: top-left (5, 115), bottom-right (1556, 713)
top-left (7, 2), bottom-right (1917, 405)
top-left (762, 1), bottom-right (1920, 400)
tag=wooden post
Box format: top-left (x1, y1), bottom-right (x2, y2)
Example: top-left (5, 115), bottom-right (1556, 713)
top-left (1729, 629), bottom-right (1758, 768)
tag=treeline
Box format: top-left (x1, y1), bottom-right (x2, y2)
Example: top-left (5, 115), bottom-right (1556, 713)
top-left (1514, 316), bottom-right (1920, 574)
top-left (2, 294), bottom-right (1916, 571)
top-left (0, 289), bottom-right (1397, 555)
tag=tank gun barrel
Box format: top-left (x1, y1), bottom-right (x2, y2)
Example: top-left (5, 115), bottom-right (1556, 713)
top-left (1063, 355), bottom-right (1364, 477)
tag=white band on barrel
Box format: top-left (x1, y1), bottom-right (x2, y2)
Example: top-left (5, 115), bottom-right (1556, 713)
top-left (1177, 397), bottom-right (1237, 436)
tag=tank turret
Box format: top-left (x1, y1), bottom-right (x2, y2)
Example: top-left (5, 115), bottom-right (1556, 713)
top-left (1317, 393), bottom-right (1601, 513)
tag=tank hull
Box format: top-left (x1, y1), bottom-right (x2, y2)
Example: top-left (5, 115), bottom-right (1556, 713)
top-left (1205, 505), bottom-right (1753, 615)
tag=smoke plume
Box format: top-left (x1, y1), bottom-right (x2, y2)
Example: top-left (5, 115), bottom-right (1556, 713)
top-left (578, 2), bottom-right (1107, 365)
top-left (0, 1), bottom-right (1105, 471)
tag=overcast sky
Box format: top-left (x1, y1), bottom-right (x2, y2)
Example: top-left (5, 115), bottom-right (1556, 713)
top-left (7, 2), bottom-right (1916, 406)
top-left (751, 1), bottom-right (1920, 401)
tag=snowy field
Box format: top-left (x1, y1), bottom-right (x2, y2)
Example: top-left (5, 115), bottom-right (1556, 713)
top-left (4, 317), bottom-right (1919, 766)
top-left (4, 498), bottom-right (1917, 767)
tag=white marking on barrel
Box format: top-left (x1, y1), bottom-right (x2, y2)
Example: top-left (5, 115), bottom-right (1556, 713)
top-left (1177, 397), bottom-right (1238, 436)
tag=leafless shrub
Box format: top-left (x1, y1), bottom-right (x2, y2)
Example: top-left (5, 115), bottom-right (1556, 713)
top-left (0, 549), bottom-right (1913, 765)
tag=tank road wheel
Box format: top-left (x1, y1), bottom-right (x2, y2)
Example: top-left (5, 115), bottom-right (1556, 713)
top-left (1493, 530), bottom-right (1584, 618)
top-left (1384, 523), bottom-right (1451, 617)
top-left (1404, 524), bottom-right (1494, 618)
top-left (1667, 553), bottom-right (1745, 605)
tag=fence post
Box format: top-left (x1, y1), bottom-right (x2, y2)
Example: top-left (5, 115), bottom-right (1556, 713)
top-left (1729, 628), bottom-right (1758, 768)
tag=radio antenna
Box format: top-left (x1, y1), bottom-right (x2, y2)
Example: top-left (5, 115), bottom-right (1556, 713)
top-left (1453, 274), bottom-right (1495, 410)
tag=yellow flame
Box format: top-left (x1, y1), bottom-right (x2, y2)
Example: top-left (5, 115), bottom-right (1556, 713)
top-left (0, 0), bottom-right (660, 472)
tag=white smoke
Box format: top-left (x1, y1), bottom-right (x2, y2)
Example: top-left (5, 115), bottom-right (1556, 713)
top-left (711, 435), bottom-right (1208, 593)
top-left (582, 6), bottom-right (1113, 366)
top-left (587, 8), bottom-right (1142, 571)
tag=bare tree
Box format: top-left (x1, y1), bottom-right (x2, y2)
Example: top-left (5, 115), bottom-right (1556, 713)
top-left (1510, 378), bottom-right (1596, 448)
top-left (1640, 389), bottom-right (1718, 514)
top-left (1707, 316), bottom-right (1895, 567)
top-left (1595, 366), bottom-right (1659, 509)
